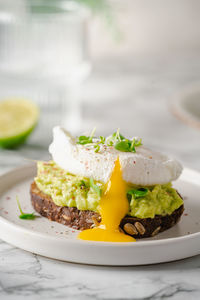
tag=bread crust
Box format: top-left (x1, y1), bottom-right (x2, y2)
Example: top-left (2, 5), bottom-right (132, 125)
top-left (30, 181), bottom-right (184, 238)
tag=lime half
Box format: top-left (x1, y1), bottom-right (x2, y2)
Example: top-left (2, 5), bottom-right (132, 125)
top-left (0, 99), bottom-right (39, 148)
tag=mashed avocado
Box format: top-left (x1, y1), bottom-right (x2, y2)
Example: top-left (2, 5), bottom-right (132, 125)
top-left (35, 161), bottom-right (183, 218)
top-left (128, 183), bottom-right (183, 218)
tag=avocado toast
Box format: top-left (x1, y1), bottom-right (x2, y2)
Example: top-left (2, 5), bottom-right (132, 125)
top-left (30, 127), bottom-right (184, 240)
top-left (31, 181), bottom-right (184, 238)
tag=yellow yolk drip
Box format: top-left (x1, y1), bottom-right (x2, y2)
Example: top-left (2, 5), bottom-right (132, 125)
top-left (78, 158), bottom-right (136, 242)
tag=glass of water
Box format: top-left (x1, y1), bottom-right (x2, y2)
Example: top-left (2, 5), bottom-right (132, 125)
top-left (0, 0), bottom-right (91, 145)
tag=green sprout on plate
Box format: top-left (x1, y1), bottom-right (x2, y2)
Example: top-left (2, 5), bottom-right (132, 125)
top-left (16, 196), bottom-right (36, 220)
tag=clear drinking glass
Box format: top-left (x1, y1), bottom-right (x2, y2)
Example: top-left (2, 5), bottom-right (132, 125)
top-left (0, 0), bottom-right (91, 145)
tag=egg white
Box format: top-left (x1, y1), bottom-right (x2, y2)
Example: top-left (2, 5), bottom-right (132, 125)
top-left (49, 126), bottom-right (182, 186)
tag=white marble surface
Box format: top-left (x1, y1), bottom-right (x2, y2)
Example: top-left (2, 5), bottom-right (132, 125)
top-left (0, 56), bottom-right (200, 299)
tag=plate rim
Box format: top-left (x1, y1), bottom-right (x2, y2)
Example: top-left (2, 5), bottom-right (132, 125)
top-left (170, 82), bottom-right (200, 130)
top-left (0, 163), bottom-right (200, 248)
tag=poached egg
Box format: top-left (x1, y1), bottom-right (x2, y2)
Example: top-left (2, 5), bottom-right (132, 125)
top-left (49, 126), bottom-right (182, 186)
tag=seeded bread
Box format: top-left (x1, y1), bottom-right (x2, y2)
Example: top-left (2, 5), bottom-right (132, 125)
top-left (30, 181), bottom-right (184, 238)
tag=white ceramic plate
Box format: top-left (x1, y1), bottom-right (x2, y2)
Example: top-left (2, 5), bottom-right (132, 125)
top-left (171, 83), bottom-right (200, 130)
top-left (0, 164), bottom-right (199, 266)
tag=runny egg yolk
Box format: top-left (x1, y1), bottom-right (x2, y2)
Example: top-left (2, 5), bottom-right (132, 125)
top-left (78, 158), bottom-right (136, 242)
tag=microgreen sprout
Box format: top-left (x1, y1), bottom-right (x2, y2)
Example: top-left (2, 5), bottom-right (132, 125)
top-left (127, 188), bottom-right (148, 200)
top-left (77, 127), bottom-right (96, 145)
top-left (99, 136), bottom-right (105, 144)
top-left (114, 128), bottom-right (125, 142)
top-left (129, 138), bottom-right (143, 153)
top-left (94, 144), bottom-right (100, 153)
top-left (17, 196), bottom-right (36, 220)
top-left (114, 139), bottom-right (132, 152)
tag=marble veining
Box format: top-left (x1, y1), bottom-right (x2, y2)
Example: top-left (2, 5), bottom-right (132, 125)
top-left (0, 244), bottom-right (200, 299)
top-left (1, 57), bottom-right (200, 299)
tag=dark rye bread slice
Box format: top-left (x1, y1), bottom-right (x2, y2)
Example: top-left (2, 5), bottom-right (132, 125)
top-left (30, 182), bottom-right (184, 238)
